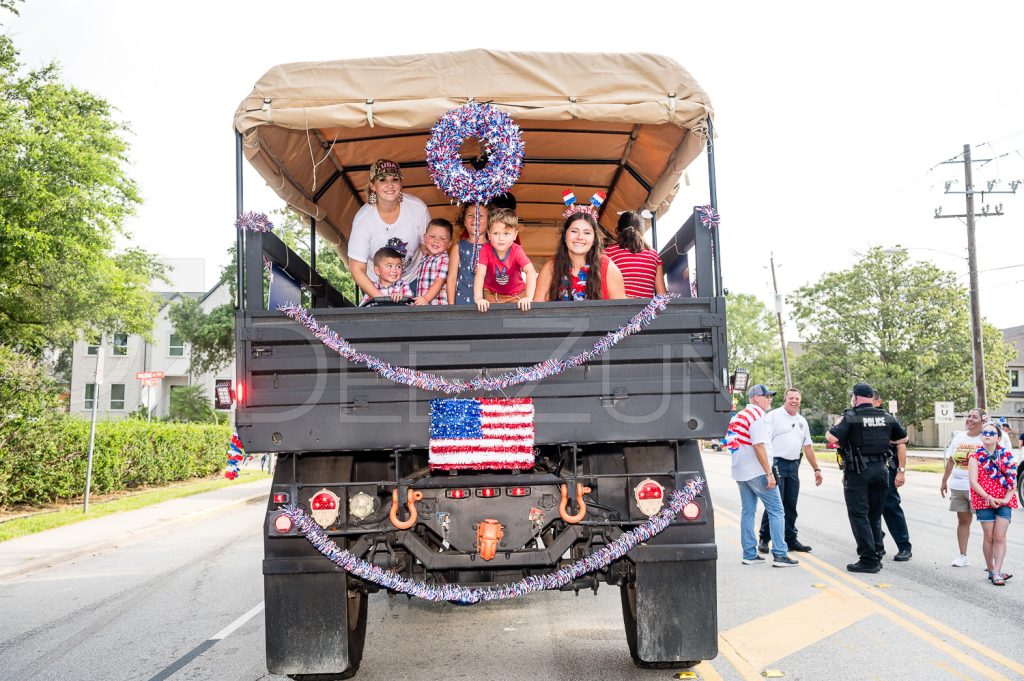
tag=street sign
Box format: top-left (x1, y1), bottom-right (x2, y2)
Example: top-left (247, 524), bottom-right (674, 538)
top-left (136, 371), bottom-right (165, 381)
top-left (935, 401), bottom-right (955, 423)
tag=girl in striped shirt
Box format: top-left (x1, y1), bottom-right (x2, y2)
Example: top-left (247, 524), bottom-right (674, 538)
top-left (605, 211), bottom-right (666, 298)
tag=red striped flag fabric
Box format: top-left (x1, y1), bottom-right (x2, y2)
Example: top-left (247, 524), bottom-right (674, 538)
top-left (429, 398), bottom-right (535, 470)
top-left (725, 404), bottom-right (765, 453)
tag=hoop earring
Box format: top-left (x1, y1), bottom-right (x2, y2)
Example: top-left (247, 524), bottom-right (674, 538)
top-left (368, 191), bottom-right (377, 206)
top-left (397, 192), bottom-right (404, 204)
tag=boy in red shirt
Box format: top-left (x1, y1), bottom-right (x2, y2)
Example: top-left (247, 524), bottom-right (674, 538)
top-left (473, 208), bottom-right (537, 312)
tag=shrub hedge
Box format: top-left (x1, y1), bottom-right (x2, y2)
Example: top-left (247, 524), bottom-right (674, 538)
top-left (0, 417), bottom-right (230, 508)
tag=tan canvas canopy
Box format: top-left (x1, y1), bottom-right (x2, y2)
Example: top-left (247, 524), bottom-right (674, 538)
top-left (234, 49), bottom-right (713, 261)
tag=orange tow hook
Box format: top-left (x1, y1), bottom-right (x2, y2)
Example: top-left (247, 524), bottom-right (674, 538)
top-left (389, 488), bottom-right (423, 530)
top-left (476, 519), bottom-right (504, 561)
top-left (559, 483), bottom-right (592, 523)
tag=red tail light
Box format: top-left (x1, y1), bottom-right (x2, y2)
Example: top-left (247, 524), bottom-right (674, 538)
top-left (507, 486), bottom-right (530, 497)
top-left (274, 514), bottom-right (293, 533)
top-left (445, 489), bottom-right (470, 499)
top-left (636, 481), bottom-right (664, 500)
top-left (476, 487), bottom-right (500, 498)
top-left (233, 381), bottom-right (246, 404)
top-left (272, 492), bottom-right (290, 505)
top-left (682, 502), bottom-right (701, 520)
top-left (311, 491), bottom-right (338, 510)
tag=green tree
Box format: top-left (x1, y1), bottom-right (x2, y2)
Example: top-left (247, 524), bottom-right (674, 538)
top-left (788, 247), bottom-right (1015, 426)
top-left (170, 208), bottom-right (356, 374)
top-left (168, 384), bottom-right (217, 423)
top-left (0, 34), bottom-right (165, 354)
top-left (726, 293), bottom-right (784, 392)
top-left (166, 298), bottom-right (235, 376)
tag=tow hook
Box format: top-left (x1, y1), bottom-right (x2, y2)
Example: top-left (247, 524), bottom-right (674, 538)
top-left (475, 519), bottom-right (504, 561)
top-left (559, 483), bottom-right (592, 523)
top-left (389, 488), bottom-right (423, 530)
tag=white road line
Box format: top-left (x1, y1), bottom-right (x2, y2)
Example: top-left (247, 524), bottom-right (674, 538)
top-left (211, 601), bottom-right (264, 641)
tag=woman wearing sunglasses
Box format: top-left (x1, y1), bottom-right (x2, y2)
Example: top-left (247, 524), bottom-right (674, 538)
top-left (968, 426), bottom-right (1018, 585)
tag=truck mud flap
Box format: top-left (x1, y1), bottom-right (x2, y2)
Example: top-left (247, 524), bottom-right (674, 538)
top-left (631, 549), bottom-right (717, 663)
top-left (265, 572), bottom-right (358, 676)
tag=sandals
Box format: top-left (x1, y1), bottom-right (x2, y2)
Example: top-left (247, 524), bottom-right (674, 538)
top-left (991, 575), bottom-right (1006, 586)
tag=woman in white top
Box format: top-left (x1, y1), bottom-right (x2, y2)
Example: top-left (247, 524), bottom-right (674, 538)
top-left (348, 158), bottom-right (430, 300)
top-left (940, 408), bottom-right (1013, 567)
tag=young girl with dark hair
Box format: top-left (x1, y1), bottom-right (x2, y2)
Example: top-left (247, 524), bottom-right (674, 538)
top-left (604, 211), bottom-right (666, 298)
top-left (534, 211), bottom-right (625, 302)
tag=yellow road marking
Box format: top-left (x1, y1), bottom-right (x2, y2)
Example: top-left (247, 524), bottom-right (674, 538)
top-left (723, 589), bottom-right (872, 669)
top-left (691, 661), bottom-right (724, 681)
top-left (716, 507), bottom-right (1020, 680)
top-left (796, 550), bottom-right (1024, 678)
top-left (933, 659), bottom-right (978, 681)
top-left (715, 631), bottom-right (766, 681)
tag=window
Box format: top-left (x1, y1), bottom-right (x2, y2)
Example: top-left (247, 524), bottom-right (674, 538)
top-left (87, 334), bottom-right (101, 355)
top-left (84, 383), bottom-right (96, 410)
top-left (169, 333), bottom-right (185, 357)
top-left (1012, 369), bottom-right (1021, 390)
top-left (112, 333), bottom-right (128, 356)
top-left (109, 383), bottom-right (125, 410)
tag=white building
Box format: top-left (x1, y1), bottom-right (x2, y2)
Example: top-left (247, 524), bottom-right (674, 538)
top-left (69, 259), bottom-right (236, 421)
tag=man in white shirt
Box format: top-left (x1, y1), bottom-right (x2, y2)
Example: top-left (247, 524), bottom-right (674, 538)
top-left (757, 388), bottom-right (823, 555)
top-left (728, 384), bottom-right (798, 567)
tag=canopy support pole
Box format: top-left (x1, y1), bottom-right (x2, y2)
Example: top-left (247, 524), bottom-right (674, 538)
top-left (235, 131), bottom-right (245, 312)
top-left (706, 116), bottom-right (722, 297)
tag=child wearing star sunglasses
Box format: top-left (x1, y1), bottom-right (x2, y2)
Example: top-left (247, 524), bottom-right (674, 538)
top-left (969, 426), bottom-right (1018, 585)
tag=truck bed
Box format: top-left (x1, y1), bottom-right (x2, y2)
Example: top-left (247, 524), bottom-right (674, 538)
top-left (235, 298), bottom-right (731, 453)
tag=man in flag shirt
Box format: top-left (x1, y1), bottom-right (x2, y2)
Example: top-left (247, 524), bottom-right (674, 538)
top-left (727, 384), bottom-right (798, 567)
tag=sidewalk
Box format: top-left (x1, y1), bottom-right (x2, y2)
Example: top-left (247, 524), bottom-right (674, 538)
top-left (0, 477), bottom-right (271, 582)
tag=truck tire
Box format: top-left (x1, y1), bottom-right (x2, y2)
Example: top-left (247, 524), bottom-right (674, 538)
top-left (1018, 462), bottom-right (1023, 508)
top-left (620, 583), bottom-right (697, 669)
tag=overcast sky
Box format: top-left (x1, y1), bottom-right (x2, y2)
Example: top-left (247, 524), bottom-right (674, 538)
top-left (7, 1), bottom-right (1024, 330)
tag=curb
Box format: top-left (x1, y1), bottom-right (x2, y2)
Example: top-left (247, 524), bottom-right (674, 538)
top-left (0, 489), bottom-right (268, 583)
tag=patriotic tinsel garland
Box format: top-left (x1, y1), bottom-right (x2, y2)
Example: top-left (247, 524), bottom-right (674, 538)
top-left (281, 476), bottom-right (704, 604)
top-left (425, 103), bottom-right (524, 205)
top-left (279, 294), bottom-right (677, 395)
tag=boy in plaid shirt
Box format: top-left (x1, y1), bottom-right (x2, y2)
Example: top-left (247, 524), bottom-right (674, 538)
top-left (413, 219), bottom-right (452, 305)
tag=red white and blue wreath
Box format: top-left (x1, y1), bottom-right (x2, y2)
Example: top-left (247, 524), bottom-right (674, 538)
top-left (425, 102), bottom-right (524, 205)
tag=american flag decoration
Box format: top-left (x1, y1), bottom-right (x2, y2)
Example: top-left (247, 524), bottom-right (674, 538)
top-left (590, 191), bottom-right (606, 208)
top-left (562, 189), bottom-right (577, 206)
top-left (429, 398), bottom-right (535, 470)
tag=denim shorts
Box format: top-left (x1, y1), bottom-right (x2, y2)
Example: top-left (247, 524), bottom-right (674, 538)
top-left (976, 506), bottom-right (1013, 522)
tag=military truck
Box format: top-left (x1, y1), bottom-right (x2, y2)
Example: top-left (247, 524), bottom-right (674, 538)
top-left (231, 50), bottom-right (729, 679)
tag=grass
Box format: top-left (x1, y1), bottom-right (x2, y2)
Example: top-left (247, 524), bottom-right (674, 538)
top-left (0, 469), bottom-right (270, 543)
top-left (810, 445), bottom-right (945, 473)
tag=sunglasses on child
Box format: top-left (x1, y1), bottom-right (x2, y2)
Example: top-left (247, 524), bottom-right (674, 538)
top-left (980, 429), bottom-right (999, 437)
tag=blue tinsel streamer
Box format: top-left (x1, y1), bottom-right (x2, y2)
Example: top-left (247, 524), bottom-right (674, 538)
top-left (282, 476), bottom-right (704, 604)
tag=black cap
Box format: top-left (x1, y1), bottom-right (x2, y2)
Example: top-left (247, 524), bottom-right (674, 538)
top-left (852, 382), bottom-right (874, 398)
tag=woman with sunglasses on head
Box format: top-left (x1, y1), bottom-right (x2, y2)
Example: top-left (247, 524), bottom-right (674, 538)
top-left (969, 425), bottom-right (1018, 585)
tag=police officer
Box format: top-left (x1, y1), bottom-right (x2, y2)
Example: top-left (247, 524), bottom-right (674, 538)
top-left (825, 382), bottom-right (908, 573)
top-left (872, 390), bottom-right (912, 561)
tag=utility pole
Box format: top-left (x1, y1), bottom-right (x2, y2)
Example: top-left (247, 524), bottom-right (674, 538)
top-left (935, 143), bottom-right (1019, 410)
top-left (84, 335), bottom-right (104, 513)
top-left (769, 253), bottom-right (792, 389)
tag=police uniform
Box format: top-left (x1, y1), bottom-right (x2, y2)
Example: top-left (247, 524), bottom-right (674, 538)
top-left (829, 389), bottom-right (908, 572)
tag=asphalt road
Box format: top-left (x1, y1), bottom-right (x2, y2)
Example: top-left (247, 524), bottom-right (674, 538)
top-left (0, 455), bottom-right (1021, 681)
